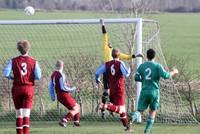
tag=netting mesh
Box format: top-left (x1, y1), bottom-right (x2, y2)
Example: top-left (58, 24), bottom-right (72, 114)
top-left (0, 19), bottom-right (198, 124)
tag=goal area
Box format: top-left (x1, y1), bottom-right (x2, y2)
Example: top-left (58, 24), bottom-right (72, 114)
top-left (0, 18), bottom-right (198, 124)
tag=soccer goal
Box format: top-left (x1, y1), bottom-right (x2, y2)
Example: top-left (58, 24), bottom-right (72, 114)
top-left (0, 18), bottom-right (198, 124)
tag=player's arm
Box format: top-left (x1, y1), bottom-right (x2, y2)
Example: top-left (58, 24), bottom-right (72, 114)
top-left (100, 19), bottom-right (112, 62)
top-left (34, 61), bottom-right (42, 80)
top-left (120, 61), bottom-right (130, 77)
top-left (2, 59), bottom-right (13, 80)
top-left (158, 64), bottom-right (170, 79)
top-left (134, 66), bottom-right (142, 82)
top-left (120, 53), bottom-right (144, 60)
top-left (59, 74), bottom-right (76, 92)
top-left (119, 53), bottom-right (133, 60)
top-left (101, 19), bottom-right (109, 50)
top-left (49, 78), bottom-right (56, 101)
top-left (169, 67), bottom-right (179, 78)
top-left (95, 64), bottom-right (106, 84)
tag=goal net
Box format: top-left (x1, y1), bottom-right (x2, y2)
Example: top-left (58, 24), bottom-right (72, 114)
top-left (0, 18), bottom-right (198, 124)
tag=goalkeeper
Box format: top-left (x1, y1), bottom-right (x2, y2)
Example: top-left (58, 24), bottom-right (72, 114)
top-left (99, 19), bottom-right (143, 119)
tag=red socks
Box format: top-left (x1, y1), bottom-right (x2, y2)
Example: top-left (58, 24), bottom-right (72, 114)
top-left (16, 118), bottom-right (23, 134)
top-left (74, 113), bottom-right (80, 126)
top-left (23, 117), bottom-right (30, 134)
top-left (64, 112), bottom-right (73, 122)
top-left (120, 112), bottom-right (128, 127)
top-left (106, 104), bottom-right (120, 113)
top-left (104, 104), bottom-right (128, 127)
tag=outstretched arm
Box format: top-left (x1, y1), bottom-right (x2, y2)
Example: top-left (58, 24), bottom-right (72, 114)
top-left (119, 53), bottom-right (133, 60)
top-left (158, 64), bottom-right (178, 79)
top-left (119, 53), bottom-right (143, 61)
top-left (100, 19), bottom-right (112, 62)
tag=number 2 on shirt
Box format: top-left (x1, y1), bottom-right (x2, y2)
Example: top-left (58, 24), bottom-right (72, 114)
top-left (21, 62), bottom-right (27, 76)
top-left (145, 68), bottom-right (151, 80)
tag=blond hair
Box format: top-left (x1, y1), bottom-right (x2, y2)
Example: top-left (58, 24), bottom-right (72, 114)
top-left (17, 40), bottom-right (30, 55)
top-left (56, 60), bottom-right (64, 69)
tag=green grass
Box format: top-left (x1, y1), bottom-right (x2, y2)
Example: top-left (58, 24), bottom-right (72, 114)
top-left (0, 121), bottom-right (199, 134)
top-left (0, 10), bottom-right (199, 131)
top-left (153, 13), bottom-right (200, 72)
top-left (0, 10), bottom-right (199, 72)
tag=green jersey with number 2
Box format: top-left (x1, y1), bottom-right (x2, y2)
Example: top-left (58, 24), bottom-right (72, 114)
top-left (135, 61), bottom-right (170, 91)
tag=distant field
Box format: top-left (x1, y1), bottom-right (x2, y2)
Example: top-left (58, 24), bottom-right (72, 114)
top-left (0, 10), bottom-right (200, 134)
top-left (0, 10), bottom-right (199, 72)
top-left (0, 121), bottom-right (199, 134)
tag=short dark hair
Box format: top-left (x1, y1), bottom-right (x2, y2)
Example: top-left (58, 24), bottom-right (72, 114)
top-left (17, 40), bottom-right (30, 55)
top-left (147, 48), bottom-right (156, 60)
top-left (112, 48), bottom-right (120, 58)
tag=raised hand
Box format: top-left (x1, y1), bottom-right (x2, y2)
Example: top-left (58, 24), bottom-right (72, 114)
top-left (100, 18), bottom-right (105, 25)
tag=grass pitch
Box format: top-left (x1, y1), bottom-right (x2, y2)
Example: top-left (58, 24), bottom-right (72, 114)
top-left (0, 10), bottom-right (199, 72)
top-left (0, 9), bottom-right (199, 134)
top-left (0, 121), bottom-right (199, 134)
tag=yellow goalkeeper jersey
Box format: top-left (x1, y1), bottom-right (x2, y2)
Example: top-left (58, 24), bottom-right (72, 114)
top-left (102, 33), bottom-right (132, 62)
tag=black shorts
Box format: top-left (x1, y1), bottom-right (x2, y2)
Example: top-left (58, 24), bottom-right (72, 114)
top-left (103, 72), bottom-right (109, 89)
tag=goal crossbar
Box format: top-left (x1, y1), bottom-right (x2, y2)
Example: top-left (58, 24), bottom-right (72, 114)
top-left (0, 18), bottom-right (157, 25)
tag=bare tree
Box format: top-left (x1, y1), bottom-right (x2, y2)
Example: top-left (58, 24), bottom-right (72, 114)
top-left (167, 56), bottom-right (200, 116)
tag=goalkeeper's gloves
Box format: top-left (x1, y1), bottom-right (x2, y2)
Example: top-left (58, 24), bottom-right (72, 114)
top-left (132, 53), bottom-right (143, 58)
top-left (100, 18), bottom-right (105, 25)
top-left (132, 54), bottom-right (136, 58)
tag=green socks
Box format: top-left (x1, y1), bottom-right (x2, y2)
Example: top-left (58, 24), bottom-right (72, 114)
top-left (144, 116), bottom-right (154, 133)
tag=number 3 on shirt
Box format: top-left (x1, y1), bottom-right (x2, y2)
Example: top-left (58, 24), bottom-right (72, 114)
top-left (145, 68), bottom-right (151, 80)
top-left (111, 64), bottom-right (115, 75)
top-left (21, 62), bottom-right (27, 76)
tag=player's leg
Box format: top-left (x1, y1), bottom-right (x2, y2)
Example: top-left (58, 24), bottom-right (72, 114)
top-left (58, 93), bottom-right (79, 127)
top-left (130, 90), bottom-right (148, 123)
top-left (12, 88), bottom-right (23, 134)
top-left (72, 104), bottom-right (81, 127)
top-left (61, 103), bottom-right (80, 127)
top-left (129, 111), bottom-right (142, 123)
top-left (144, 110), bottom-right (156, 134)
top-left (144, 90), bottom-right (159, 133)
top-left (101, 73), bottom-right (109, 119)
top-left (22, 87), bottom-right (34, 134)
top-left (128, 91), bottom-right (148, 132)
top-left (118, 106), bottom-right (129, 130)
top-left (101, 103), bottom-right (130, 130)
top-left (15, 109), bottom-right (23, 134)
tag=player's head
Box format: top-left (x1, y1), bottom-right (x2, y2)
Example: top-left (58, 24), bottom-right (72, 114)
top-left (112, 48), bottom-right (120, 59)
top-left (147, 48), bottom-right (156, 60)
top-left (56, 60), bottom-right (64, 71)
top-left (17, 40), bottom-right (30, 55)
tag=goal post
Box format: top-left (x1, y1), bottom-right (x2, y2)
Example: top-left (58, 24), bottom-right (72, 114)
top-left (0, 18), bottom-right (198, 124)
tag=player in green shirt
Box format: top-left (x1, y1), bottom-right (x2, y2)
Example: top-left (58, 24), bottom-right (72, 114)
top-left (132, 48), bottom-right (178, 133)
